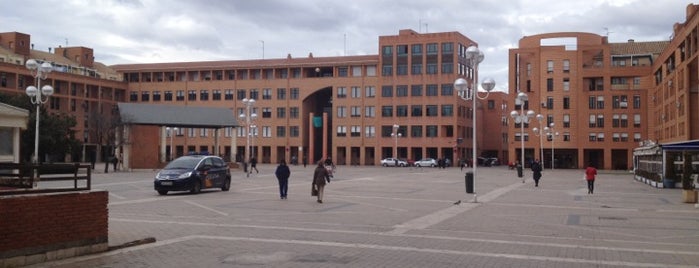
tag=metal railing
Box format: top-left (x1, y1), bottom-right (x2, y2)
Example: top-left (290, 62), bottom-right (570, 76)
top-left (0, 163), bottom-right (91, 195)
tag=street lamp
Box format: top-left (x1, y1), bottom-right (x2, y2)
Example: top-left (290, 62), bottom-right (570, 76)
top-left (166, 127), bottom-right (178, 161)
top-left (25, 59), bottom-right (54, 164)
top-left (544, 123), bottom-right (559, 170)
top-left (532, 114), bottom-right (545, 168)
top-left (239, 98), bottom-right (257, 177)
top-left (510, 92), bottom-right (535, 183)
top-left (453, 45), bottom-right (496, 203)
top-left (391, 124), bottom-right (402, 160)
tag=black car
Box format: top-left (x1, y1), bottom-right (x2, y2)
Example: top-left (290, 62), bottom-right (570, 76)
top-left (154, 155), bottom-right (231, 195)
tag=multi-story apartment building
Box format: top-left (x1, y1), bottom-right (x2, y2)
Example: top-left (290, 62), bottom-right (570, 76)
top-left (111, 29), bottom-right (510, 168)
top-left (509, 33), bottom-right (667, 170)
top-left (0, 31), bottom-right (128, 163)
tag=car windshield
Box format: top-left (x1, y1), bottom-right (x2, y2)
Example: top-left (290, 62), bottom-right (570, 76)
top-left (164, 157), bottom-right (201, 169)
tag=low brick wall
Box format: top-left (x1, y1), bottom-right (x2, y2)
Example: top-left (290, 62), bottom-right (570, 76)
top-left (0, 191), bottom-right (108, 267)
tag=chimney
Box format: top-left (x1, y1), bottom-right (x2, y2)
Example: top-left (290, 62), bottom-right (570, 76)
top-left (628, 39), bottom-right (635, 43)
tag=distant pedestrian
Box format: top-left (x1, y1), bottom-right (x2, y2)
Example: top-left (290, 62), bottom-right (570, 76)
top-left (312, 160), bottom-right (330, 203)
top-left (275, 159), bottom-right (291, 199)
top-left (515, 160), bottom-right (523, 182)
top-left (250, 157), bottom-right (259, 173)
top-left (531, 159), bottom-right (542, 187)
top-left (303, 155), bottom-right (307, 168)
top-left (585, 162), bottom-right (598, 194)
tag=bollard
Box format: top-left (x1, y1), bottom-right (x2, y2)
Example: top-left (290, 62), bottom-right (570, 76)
top-left (465, 172), bottom-right (474, 194)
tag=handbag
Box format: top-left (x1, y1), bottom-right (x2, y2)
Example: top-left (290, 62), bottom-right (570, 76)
top-left (311, 184), bottom-right (318, 196)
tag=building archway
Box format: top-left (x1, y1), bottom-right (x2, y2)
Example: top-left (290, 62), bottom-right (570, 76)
top-left (302, 86), bottom-right (333, 164)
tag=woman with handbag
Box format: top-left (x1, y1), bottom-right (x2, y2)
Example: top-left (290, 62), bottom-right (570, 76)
top-left (312, 160), bottom-right (330, 203)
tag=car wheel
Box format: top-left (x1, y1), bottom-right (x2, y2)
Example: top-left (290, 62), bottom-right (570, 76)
top-left (399, 163), bottom-right (405, 167)
top-left (416, 163), bottom-right (421, 167)
top-left (221, 177), bottom-right (231, 191)
top-left (190, 180), bottom-right (202, 194)
top-left (157, 190), bottom-right (168, 195)
top-left (431, 164), bottom-right (436, 167)
top-left (382, 163), bottom-right (388, 167)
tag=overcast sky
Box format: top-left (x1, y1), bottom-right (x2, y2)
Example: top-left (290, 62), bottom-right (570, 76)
top-left (1, 0), bottom-right (691, 92)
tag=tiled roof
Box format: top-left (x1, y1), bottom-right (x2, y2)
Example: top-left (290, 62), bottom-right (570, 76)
top-left (610, 41), bottom-right (669, 55)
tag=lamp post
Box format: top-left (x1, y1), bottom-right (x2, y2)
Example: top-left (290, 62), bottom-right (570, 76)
top-left (25, 59), bottom-right (54, 164)
top-left (166, 127), bottom-right (178, 161)
top-left (532, 114), bottom-right (545, 168)
top-left (239, 98), bottom-right (257, 177)
top-left (391, 124), bottom-right (402, 160)
top-left (453, 45), bottom-right (496, 203)
top-left (510, 92), bottom-right (535, 183)
top-left (544, 123), bottom-right (559, 170)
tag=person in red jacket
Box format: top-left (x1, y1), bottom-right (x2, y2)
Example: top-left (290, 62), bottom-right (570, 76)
top-left (585, 162), bottom-right (598, 194)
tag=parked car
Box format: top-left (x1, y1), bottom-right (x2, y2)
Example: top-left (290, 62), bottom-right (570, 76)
top-left (154, 155), bottom-right (231, 195)
top-left (381, 157), bottom-right (408, 167)
top-left (414, 158), bottom-right (438, 167)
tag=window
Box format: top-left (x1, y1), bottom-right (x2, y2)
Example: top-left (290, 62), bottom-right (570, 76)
top-left (589, 96), bottom-right (595, 109)
top-left (365, 126), bottom-right (375, 138)
top-left (546, 78), bottom-right (553, 91)
top-left (613, 114), bottom-right (620, 127)
top-left (634, 114), bottom-right (641, 127)
top-left (546, 97), bottom-right (554, 109)
top-left (382, 65), bottom-right (393, 76)
top-left (337, 106), bottom-right (347, 118)
top-left (411, 105), bottom-right (422, 117)
top-left (442, 42), bottom-right (453, 53)
top-left (224, 89), bottom-right (234, 100)
top-left (212, 89), bottom-right (221, 100)
top-left (381, 106), bottom-right (393, 117)
top-left (426, 43), bottom-right (438, 54)
top-left (441, 84), bottom-right (453, 96)
top-left (351, 86), bottom-right (361, 98)
top-left (277, 88), bottom-right (286, 100)
top-left (613, 133), bottom-right (620, 142)
top-left (290, 107), bottom-right (299, 118)
top-left (188, 90), bottom-right (197, 101)
top-left (547, 60), bottom-right (554, 73)
top-left (365, 106), bottom-right (375, 118)
top-left (262, 126), bottom-right (271, 138)
top-left (367, 66), bottom-right (377, 76)
top-left (382, 45), bottom-right (393, 56)
top-left (352, 66), bottom-right (362, 77)
top-left (153, 91), bottom-right (161, 101)
top-left (290, 126), bottom-right (299, 137)
top-left (633, 95), bottom-right (641, 108)
top-left (441, 105), bottom-right (453, 116)
top-left (563, 60), bottom-right (570, 73)
top-left (396, 85), bottom-right (408, 97)
top-left (381, 86), bottom-right (393, 97)
top-left (277, 107), bottom-right (286, 118)
top-left (596, 96), bottom-right (604, 109)
top-left (412, 44), bottom-right (422, 55)
top-left (176, 90), bottom-right (184, 101)
top-left (397, 64), bottom-right (408, 75)
top-left (237, 89), bottom-right (246, 100)
top-left (200, 90), bottom-right (208, 101)
top-left (290, 88), bottom-right (299, 99)
top-left (589, 114), bottom-right (596, 128)
top-left (351, 106), bottom-right (361, 117)
top-left (597, 133), bottom-right (604, 142)
top-left (164, 91), bottom-right (173, 101)
top-left (634, 133), bottom-right (641, 142)
top-left (350, 126), bottom-right (361, 137)
top-left (396, 105), bottom-right (408, 117)
top-left (411, 126), bottom-right (422, 137)
top-left (337, 87), bottom-right (347, 98)
top-left (338, 67), bottom-right (348, 77)
top-left (426, 63), bottom-right (438, 74)
top-left (442, 63), bottom-right (453, 74)
top-left (365, 86), bottom-right (376, 98)
top-left (597, 114), bottom-right (604, 128)
top-left (262, 88), bottom-right (272, 100)
top-left (426, 105), bottom-right (438, 116)
top-left (426, 84), bottom-right (438, 96)
top-left (250, 89), bottom-right (259, 100)
top-left (411, 85), bottom-right (422, 96)
top-left (563, 78), bottom-right (570, 91)
top-left (130, 92), bottom-right (138, 101)
top-left (563, 114), bottom-right (570, 128)
top-left (412, 63), bottom-right (422, 74)
top-left (262, 107), bottom-right (272, 118)
top-left (426, 125), bottom-right (438, 137)
top-left (276, 126), bottom-right (286, 137)
top-left (621, 133), bottom-right (629, 142)
top-left (141, 91), bottom-right (150, 101)
top-left (620, 114), bottom-right (628, 127)
top-left (488, 100), bottom-right (495, 110)
top-left (563, 96), bottom-right (570, 109)
top-left (589, 133), bottom-right (597, 141)
top-left (337, 126), bottom-right (347, 137)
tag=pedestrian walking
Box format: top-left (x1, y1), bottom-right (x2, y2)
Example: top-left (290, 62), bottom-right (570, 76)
top-left (515, 160), bottom-right (523, 180)
top-left (585, 162), bottom-right (598, 194)
top-left (312, 160), bottom-right (330, 203)
top-left (250, 157), bottom-right (259, 173)
top-left (274, 159), bottom-right (291, 199)
top-left (531, 159), bottom-right (542, 187)
top-left (302, 155), bottom-right (307, 168)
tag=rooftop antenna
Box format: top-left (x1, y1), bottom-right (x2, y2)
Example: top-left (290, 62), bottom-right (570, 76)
top-left (419, 18), bottom-right (422, 33)
top-left (604, 27), bottom-right (613, 40)
top-left (344, 33), bottom-right (347, 56)
top-left (424, 23), bottom-right (429, 33)
top-left (260, 40), bottom-right (264, 59)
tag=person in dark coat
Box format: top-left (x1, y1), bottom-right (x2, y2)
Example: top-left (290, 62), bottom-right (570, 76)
top-left (312, 160), bottom-right (330, 203)
top-left (250, 157), bottom-right (259, 173)
top-left (274, 159), bottom-right (291, 199)
top-left (531, 159), bottom-right (542, 187)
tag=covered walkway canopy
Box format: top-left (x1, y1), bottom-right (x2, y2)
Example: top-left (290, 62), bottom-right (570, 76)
top-left (116, 103), bottom-right (239, 169)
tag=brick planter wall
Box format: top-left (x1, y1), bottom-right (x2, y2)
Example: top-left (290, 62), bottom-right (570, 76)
top-left (0, 191), bottom-right (108, 266)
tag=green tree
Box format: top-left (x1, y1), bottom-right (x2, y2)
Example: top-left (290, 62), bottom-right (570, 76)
top-left (0, 93), bottom-right (82, 163)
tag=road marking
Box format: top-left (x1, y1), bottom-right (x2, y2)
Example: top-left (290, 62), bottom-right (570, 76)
top-left (387, 181), bottom-right (523, 234)
top-left (108, 192), bottom-right (126, 200)
top-left (183, 200), bottom-right (229, 216)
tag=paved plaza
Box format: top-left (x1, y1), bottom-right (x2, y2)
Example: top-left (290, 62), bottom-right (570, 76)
top-left (27, 164), bottom-right (699, 267)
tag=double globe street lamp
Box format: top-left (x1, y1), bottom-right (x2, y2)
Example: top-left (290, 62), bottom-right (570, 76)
top-left (391, 124), bottom-right (402, 160)
top-left (239, 98), bottom-right (257, 177)
top-left (25, 59), bottom-right (54, 164)
top-left (510, 92), bottom-right (535, 183)
top-left (453, 45), bottom-right (495, 203)
top-left (166, 127), bottom-right (178, 161)
top-left (532, 114), bottom-right (545, 168)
